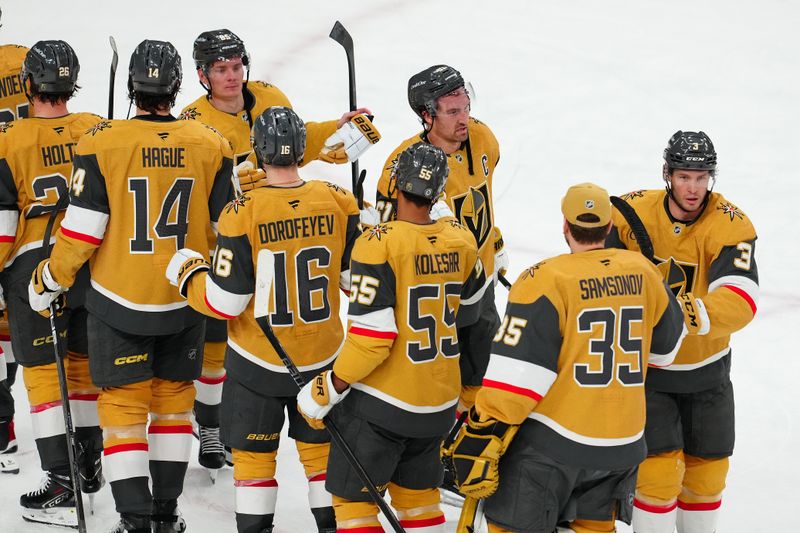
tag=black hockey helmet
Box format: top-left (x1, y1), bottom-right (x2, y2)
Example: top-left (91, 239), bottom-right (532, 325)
top-left (394, 142), bottom-right (449, 202)
top-left (22, 40), bottom-right (80, 94)
top-left (663, 130), bottom-right (717, 172)
top-left (408, 65), bottom-right (465, 119)
top-left (252, 106), bottom-right (306, 167)
top-left (127, 39), bottom-right (182, 97)
top-left (193, 29), bottom-right (250, 71)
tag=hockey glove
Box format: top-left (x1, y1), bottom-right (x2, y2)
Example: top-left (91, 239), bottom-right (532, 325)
top-left (28, 260), bottom-right (67, 318)
top-left (430, 199), bottom-right (454, 221)
top-left (166, 249), bottom-right (210, 298)
top-left (444, 407), bottom-right (519, 499)
top-left (319, 114), bottom-right (381, 164)
top-left (297, 370), bottom-right (350, 430)
top-left (493, 227), bottom-right (509, 281)
top-left (359, 201), bottom-right (381, 230)
top-left (679, 292), bottom-right (710, 335)
top-left (232, 160), bottom-right (267, 195)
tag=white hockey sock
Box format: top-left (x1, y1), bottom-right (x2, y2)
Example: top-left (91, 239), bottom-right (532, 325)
top-left (676, 500), bottom-right (721, 533)
top-left (69, 393), bottom-right (100, 428)
top-left (235, 478), bottom-right (278, 517)
top-left (30, 401), bottom-right (66, 442)
top-left (195, 373), bottom-right (225, 407)
top-left (632, 498), bottom-right (677, 533)
top-left (308, 472), bottom-right (331, 509)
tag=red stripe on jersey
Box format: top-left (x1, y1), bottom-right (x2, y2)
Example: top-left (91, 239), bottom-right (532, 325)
top-left (30, 400), bottom-right (62, 413)
top-left (336, 526), bottom-right (384, 533)
top-left (0, 334), bottom-right (9, 341)
top-left (349, 326), bottom-right (397, 339)
top-left (60, 226), bottom-right (103, 245)
top-left (0, 235), bottom-right (15, 243)
top-left (678, 499), bottom-right (722, 511)
top-left (104, 443), bottom-right (149, 456)
top-left (198, 374), bottom-right (226, 385)
top-left (400, 514), bottom-right (446, 528)
top-left (722, 284), bottom-right (757, 315)
top-left (308, 473), bottom-right (326, 482)
top-left (634, 498), bottom-right (678, 513)
top-left (148, 424), bottom-right (193, 435)
top-left (482, 378), bottom-right (543, 401)
top-left (204, 294), bottom-right (236, 319)
top-left (234, 478), bottom-right (279, 488)
top-left (68, 393), bottom-right (99, 402)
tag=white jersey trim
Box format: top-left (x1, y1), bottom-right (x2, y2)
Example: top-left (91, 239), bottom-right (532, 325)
top-left (91, 279), bottom-right (188, 312)
top-left (348, 307), bottom-right (397, 334)
top-left (205, 276), bottom-right (251, 318)
top-left (658, 347), bottom-right (730, 371)
top-left (60, 204), bottom-right (109, 240)
top-left (3, 237), bottom-right (53, 268)
top-left (350, 382), bottom-right (459, 414)
top-left (527, 412), bottom-right (644, 447)
top-left (708, 275), bottom-right (759, 306)
top-left (649, 324), bottom-right (687, 368)
top-left (484, 353), bottom-right (557, 398)
top-left (228, 336), bottom-right (344, 374)
top-left (461, 274), bottom-right (493, 306)
top-left (0, 209), bottom-right (18, 238)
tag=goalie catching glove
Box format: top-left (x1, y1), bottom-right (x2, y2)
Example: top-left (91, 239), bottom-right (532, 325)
top-left (296, 370), bottom-right (350, 430)
top-left (678, 292), bottom-right (710, 335)
top-left (319, 114), bottom-right (381, 164)
top-left (232, 160), bottom-right (268, 195)
top-left (166, 249), bottom-right (210, 298)
top-left (442, 407), bottom-right (519, 499)
top-left (28, 259), bottom-right (67, 318)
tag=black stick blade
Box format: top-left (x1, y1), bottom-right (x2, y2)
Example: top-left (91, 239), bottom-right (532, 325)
top-left (329, 20), bottom-right (353, 51)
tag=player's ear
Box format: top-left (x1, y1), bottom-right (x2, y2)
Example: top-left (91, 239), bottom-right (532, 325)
top-left (421, 110), bottom-right (433, 129)
top-left (604, 222), bottom-right (613, 237)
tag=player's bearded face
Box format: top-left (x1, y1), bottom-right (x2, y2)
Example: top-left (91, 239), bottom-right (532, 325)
top-left (669, 169), bottom-right (711, 218)
top-left (203, 57), bottom-right (245, 99)
top-left (429, 89), bottom-right (470, 143)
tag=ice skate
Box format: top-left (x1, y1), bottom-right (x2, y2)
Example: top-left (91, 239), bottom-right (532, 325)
top-left (197, 424), bottom-right (225, 483)
top-left (0, 416), bottom-right (17, 454)
top-left (107, 512), bottom-right (151, 533)
top-left (152, 499), bottom-right (187, 532)
top-left (20, 471), bottom-right (78, 528)
top-left (76, 440), bottom-right (104, 513)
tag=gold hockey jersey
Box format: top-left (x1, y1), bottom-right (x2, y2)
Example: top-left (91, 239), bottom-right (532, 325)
top-left (0, 45), bottom-right (29, 123)
top-left (0, 113), bottom-right (102, 270)
top-left (179, 81), bottom-right (337, 167)
top-left (183, 180), bottom-right (360, 396)
top-left (48, 117), bottom-right (234, 336)
top-left (375, 118), bottom-right (500, 276)
top-left (607, 189), bottom-right (759, 393)
top-left (476, 248), bottom-right (685, 470)
top-left (332, 219), bottom-right (488, 438)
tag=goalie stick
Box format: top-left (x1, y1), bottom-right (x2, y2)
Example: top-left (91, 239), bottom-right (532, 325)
top-left (108, 36), bottom-right (118, 119)
top-left (329, 21), bottom-right (365, 209)
top-left (253, 249), bottom-right (406, 533)
top-left (609, 195), bottom-right (657, 265)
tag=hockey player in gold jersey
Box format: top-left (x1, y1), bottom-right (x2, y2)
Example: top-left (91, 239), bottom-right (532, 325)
top-left (167, 107), bottom-right (360, 533)
top-left (0, 12), bottom-right (29, 471)
top-left (180, 29), bottom-right (378, 469)
top-left (0, 40), bottom-right (104, 527)
top-left (28, 40), bottom-right (234, 533)
top-left (374, 65), bottom-right (502, 413)
top-left (298, 142), bottom-right (488, 533)
top-left (447, 182), bottom-right (686, 533)
top-left (607, 132), bottom-right (759, 533)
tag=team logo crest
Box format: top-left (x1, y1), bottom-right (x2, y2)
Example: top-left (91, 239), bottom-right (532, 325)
top-left (225, 193), bottom-right (251, 214)
top-left (620, 190), bottom-right (645, 201)
top-left (716, 201), bottom-right (744, 221)
top-left (0, 123), bottom-right (12, 133)
top-left (451, 182), bottom-right (493, 249)
top-left (656, 256), bottom-right (696, 296)
top-left (366, 223), bottom-right (391, 241)
top-left (87, 121), bottom-right (111, 136)
top-left (178, 107), bottom-right (199, 120)
top-left (521, 261), bottom-right (545, 280)
top-left (326, 182), bottom-right (346, 195)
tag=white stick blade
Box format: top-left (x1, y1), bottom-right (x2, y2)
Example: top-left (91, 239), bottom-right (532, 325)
top-left (254, 249), bottom-right (275, 319)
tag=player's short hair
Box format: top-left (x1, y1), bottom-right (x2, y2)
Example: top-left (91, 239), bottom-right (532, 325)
top-left (567, 214), bottom-right (609, 244)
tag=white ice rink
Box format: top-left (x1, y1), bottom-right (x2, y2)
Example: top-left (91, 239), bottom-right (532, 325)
top-left (2, 0), bottom-right (798, 531)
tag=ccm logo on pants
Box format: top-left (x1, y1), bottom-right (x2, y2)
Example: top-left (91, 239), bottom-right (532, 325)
top-left (114, 354), bottom-right (149, 366)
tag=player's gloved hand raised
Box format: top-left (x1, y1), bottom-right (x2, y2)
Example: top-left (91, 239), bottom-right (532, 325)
top-left (678, 292), bottom-right (710, 335)
top-left (359, 201), bottom-right (381, 230)
top-left (320, 112), bottom-right (381, 164)
top-left (232, 160), bottom-right (267, 195)
top-left (493, 227), bottom-right (509, 282)
top-left (166, 249), bottom-right (210, 298)
top-left (297, 370), bottom-right (350, 430)
top-left (430, 199), bottom-right (454, 221)
top-left (28, 259), bottom-right (67, 318)
top-left (444, 407), bottom-right (519, 499)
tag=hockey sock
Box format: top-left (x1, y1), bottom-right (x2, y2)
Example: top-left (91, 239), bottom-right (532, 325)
top-left (632, 498), bottom-right (678, 533)
top-left (296, 441), bottom-right (334, 530)
top-left (148, 415), bottom-right (193, 502)
top-left (195, 343), bottom-right (225, 427)
top-left (104, 433), bottom-right (152, 515)
top-left (389, 484), bottom-right (445, 532)
top-left (570, 518), bottom-right (616, 532)
top-left (332, 495), bottom-right (382, 532)
top-left (234, 449), bottom-right (278, 533)
top-left (23, 364), bottom-right (70, 470)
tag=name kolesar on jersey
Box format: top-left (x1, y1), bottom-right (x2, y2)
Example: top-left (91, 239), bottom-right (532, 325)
top-left (579, 274), bottom-right (644, 300)
top-left (415, 252), bottom-right (461, 276)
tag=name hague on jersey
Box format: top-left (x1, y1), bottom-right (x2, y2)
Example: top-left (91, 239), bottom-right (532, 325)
top-left (579, 273), bottom-right (643, 300)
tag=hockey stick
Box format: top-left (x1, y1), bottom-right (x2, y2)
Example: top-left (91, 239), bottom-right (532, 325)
top-left (39, 198), bottom-right (87, 533)
top-left (329, 21), bottom-right (364, 209)
top-left (609, 196), bottom-right (657, 265)
top-left (253, 249), bottom-right (406, 533)
top-left (497, 273), bottom-right (511, 290)
top-left (108, 36), bottom-right (118, 119)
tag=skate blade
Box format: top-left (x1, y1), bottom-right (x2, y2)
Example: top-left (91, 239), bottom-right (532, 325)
top-left (208, 468), bottom-right (218, 484)
top-left (88, 492), bottom-right (96, 515)
top-left (21, 506), bottom-right (78, 529)
top-left (1, 457), bottom-right (20, 474)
